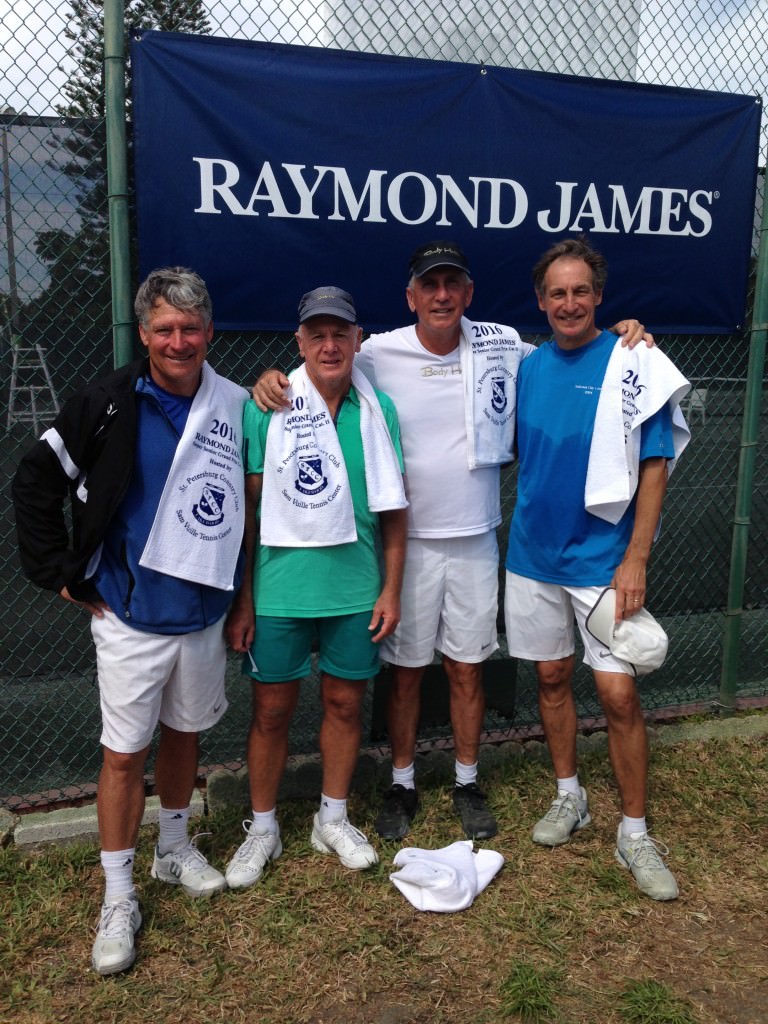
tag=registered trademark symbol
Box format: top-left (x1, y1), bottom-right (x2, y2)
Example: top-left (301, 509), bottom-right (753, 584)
top-left (714, 191), bottom-right (720, 199)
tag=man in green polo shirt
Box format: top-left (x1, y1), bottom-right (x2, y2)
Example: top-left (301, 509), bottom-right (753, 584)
top-left (224, 286), bottom-right (408, 887)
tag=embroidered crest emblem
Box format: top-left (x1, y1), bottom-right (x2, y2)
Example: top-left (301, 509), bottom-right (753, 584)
top-left (491, 375), bottom-right (507, 414)
top-left (295, 455), bottom-right (328, 496)
top-left (192, 483), bottom-right (226, 526)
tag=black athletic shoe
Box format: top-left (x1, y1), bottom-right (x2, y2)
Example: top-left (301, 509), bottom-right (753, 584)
top-left (453, 782), bottom-right (498, 840)
top-left (374, 784), bottom-right (420, 840)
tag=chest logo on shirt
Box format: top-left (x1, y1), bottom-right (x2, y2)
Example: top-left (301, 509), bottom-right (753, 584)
top-left (192, 483), bottom-right (226, 527)
top-left (295, 455), bottom-right (328, 496)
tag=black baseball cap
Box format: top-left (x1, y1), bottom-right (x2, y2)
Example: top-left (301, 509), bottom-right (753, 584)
top-left (408, 240), bottom-right (471, 279)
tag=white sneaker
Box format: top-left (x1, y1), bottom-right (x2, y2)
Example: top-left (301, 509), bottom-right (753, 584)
top-left (532, 787), bottom-right (592, 846)
top-left (91, 894), bottom-right (142, 976)
top-left (225, 822), bottom-right (282, 889)
top-left (150, 835), bottom-right (226, 897)
top-left (310, 814), bottom-right (379, 870)
top-left (615, 826), bottom-right (679, 901)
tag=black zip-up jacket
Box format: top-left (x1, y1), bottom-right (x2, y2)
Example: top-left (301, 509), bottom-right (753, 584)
top-left (13, 359), bottom-right (147, 601)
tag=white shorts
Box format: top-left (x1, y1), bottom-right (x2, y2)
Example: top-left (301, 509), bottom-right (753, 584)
top-left (380, 532), bottom-right (499, 667)
top-left (504, 571), bottom-right (633, 675)
top-left (91, 611), bottom-right (228, 754)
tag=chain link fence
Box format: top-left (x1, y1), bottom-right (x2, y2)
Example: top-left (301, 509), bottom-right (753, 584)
top-left (1, 0), bottom-right (766, 809)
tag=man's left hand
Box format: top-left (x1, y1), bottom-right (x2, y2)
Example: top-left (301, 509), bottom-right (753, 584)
top-left (368, 592), bottom-right (401, 643)
top-left (611, 559), bottom-right (646, 621)
top-left (611, 319), bottom-right (655, 350)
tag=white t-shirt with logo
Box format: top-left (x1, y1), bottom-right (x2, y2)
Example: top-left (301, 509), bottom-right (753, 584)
top-left (355, 324), bottom-right (508, 539)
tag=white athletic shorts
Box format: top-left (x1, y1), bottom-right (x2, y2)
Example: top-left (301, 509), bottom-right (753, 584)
top-left (504, 571), bottom-right (633, 675)
top-left (380, 531), bottom-right (499, 667)
top-left (91, 610), bottom-right (228, 753)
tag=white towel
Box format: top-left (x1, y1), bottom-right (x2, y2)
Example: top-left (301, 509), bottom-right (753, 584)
top-left (459, 317), bottom-right (533, 469)
top-left (390, 840), bottom-right (504, 913)
top-left (260, 364), bottom-right (406, 547)
top-left (585, 341), bottom-right (691, 524)
top-left (139, 363), bottom-right (248, 590)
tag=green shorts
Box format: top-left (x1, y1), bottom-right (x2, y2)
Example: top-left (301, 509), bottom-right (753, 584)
top-left (243, 611), bottom-right (381, 683)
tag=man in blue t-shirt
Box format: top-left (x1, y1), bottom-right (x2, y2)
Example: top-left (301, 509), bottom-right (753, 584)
top-left (504, 238), bottom-right (685, 902)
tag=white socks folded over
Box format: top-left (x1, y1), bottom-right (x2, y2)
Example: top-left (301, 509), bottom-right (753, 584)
top-left (390, 840), bottom-right (504, 912)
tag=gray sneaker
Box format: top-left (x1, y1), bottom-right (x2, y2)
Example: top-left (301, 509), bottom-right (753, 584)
top-left (91, 894), bottom-right (142, 976)
top-left (225, 823), bottom-right (282, 889)
top-left (615, 826), bottom-right (679, 901)
top-left (150, 835), bottom-right (227, 897)
top-left (532, 787), bottom-right (592, 846)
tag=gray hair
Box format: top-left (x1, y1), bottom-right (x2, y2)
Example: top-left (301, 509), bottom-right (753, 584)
top-left (134, 267), bottom-right (213, 328)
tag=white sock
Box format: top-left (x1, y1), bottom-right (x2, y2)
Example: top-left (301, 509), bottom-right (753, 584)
top-left (622, 815), bottom-right (647, 838)
top-left (101, 848), bottom-right (136, 902)
top-left (250, 808), bottom-right (278, 835)
top-left (158, 805), bottom-right (190, 855)
top-left (392, 763), bottom-right (416, 790)
top-left (318, 793), bottom-right (347, 825)
top-left (455, 760), bottom-right (478, 787)
top-left (556, 775), bottom-right (581, 797)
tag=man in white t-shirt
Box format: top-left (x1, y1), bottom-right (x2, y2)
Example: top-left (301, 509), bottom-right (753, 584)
top-left (254, 240), bottom-right (648, 842)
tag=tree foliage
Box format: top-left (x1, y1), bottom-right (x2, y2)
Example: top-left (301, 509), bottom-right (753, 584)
top-left (25, 0), bottom-right (211, 385)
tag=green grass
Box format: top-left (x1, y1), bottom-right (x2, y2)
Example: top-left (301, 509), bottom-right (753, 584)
top-left (499, 960), bottom-right (562, 1021)
top-left (1, 726), bottom-right (767, 1024)
top-left (619, 981), bottom-right (699, 1024)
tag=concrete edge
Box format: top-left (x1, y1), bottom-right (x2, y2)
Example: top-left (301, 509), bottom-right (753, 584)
top-left (6, 713), bottom-right (767, 848)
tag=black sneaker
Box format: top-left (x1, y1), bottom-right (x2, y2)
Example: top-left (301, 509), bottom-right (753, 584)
top-left (453, 783), bottom-right (498, 839)
top-left (374, 784), bottom-right (420, 840)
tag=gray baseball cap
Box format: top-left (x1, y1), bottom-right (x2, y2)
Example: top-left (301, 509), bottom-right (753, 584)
top-left (298, 286), bottom-right (357, 324)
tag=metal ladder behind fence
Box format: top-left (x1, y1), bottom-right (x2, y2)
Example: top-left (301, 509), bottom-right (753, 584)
top-left (6, 342), bottom-right (60, 434)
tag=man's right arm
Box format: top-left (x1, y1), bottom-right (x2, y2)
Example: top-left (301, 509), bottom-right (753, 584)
top-left (12, 385), bottom-right (117, 614)
top-left (225, 473), bottom-right (263, 652)
top-left (13, 437), bottom-right (73, 592)
top-left (252, 369), bottom-right (291, 412)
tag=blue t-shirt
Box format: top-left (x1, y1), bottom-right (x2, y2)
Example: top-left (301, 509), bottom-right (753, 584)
top-left (505, 330), bottom-right (674, 587)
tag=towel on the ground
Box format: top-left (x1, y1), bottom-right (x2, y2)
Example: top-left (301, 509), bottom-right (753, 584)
top-left (390, 840), bottom-right (504, 912)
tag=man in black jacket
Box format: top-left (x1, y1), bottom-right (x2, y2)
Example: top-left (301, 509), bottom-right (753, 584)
top-left (13, 267), bottom-right (248, 975)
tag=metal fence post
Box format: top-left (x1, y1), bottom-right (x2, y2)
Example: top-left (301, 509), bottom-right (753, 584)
top-left (720, 168), bottom-right (768, 709)
top-left (104, 0), bottom-right (133, 369)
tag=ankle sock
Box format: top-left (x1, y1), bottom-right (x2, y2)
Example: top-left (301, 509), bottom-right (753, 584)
top-left (455, 759), bottom-right (478, 787)
top-left (318, 793), bottom-right (347, 826)
top-left (556, 775), bottom-right (581, 797)
top-left (392, 762), bottom-right (416, 790)
top-left (101, 848), bottom-right (136, 902)
top-left (622, 815), bottom-right (647, 838)
top-left (158, 805), bottom-right (190, 855)
top-left (250, 808), bottom-right (278, 835)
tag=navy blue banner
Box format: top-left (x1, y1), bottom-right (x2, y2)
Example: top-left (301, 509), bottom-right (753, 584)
top-left (132, 31), bottom-right (761, 333)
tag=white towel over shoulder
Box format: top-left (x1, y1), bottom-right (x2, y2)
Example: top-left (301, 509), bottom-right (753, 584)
top-left (585, 342), bottom-right (691, 524)
top-left (259, 365), bottom-right (406, 548)
top-left (459, 316), bottom-right (534, 469)
top-left (139, 363), bottom-right (248, 590)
